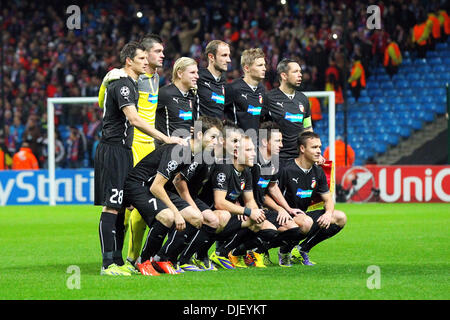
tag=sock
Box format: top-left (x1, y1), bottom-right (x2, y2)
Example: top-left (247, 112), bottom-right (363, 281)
top-left (196, 235), bottom-right (216, 260)
top-left (300, 224), bottom-right (343, 253)
top-left (216, 228), bottom-right (254, 257)
top-left (157, 223), bottom-right (198, 263)
top-left (99, 212), bottom-right (117, 268)
top-left (278, 227), bottom-right (305, 254)
top-left (179, 224), bottom-right (217, 265)
top-left (140, 220), bottom-right (170, 262)
top-left (113, 210), bottom-right (125, 266)
top-left (237, 229), bottom-right (278, 255)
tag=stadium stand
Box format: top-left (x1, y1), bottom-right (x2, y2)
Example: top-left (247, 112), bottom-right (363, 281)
top-left (0, 1), bottom-right (448, 168)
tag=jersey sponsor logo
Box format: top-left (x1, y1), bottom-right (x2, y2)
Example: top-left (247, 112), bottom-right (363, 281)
top-left (228, 190), bottom-right (241, 200)
top-left (247, 105), bottom-right (262, 116)
top-left (179, 110), bottom-right (192, 120)
top-left (257, 177), bottom-right (270, 189)
top-left (211, 92), bottom-right (225, 104)
top-left (147, 93), bottom-right (158, 103)
top-left (285, 112), bottom-right (304, 123)
top-left (296, 188), bottom-right (313, 198)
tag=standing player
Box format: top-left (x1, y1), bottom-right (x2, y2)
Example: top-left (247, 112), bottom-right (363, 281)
top-left (155, 57), bottom-right (199, 141)
top-left (224, 48), bottom-right (268, 136)
top-left (277, 131), bottom-right (347, 266)
top-left (97, 35), bottom-right (186, 272)
top-left (123, 116), bottom-right (223, 275)
top-left (196, 40), bottom-right (231, 120)
top-left (95, 41), bottom-right (177, 276)
top-left (265, 58), bottom-right (313, 163)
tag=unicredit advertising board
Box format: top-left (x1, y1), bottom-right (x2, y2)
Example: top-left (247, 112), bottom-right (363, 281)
top-left (336, 165), bottom-right (450, 203)
top-left (0, 169), bottom-right (93, 205)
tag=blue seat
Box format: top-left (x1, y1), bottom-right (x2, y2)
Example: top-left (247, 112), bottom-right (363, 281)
top-left (358, 96), bottom-right (371, 104)
top-left (370, 89), bottom-right (384, 97)
top-left (379, 104), bottom-right (391, 113)
top-left (374, 142), bottom-right (387, 154)
top-left (395, 79), bottom-right (409, 89)
top-left (399, 88), bottom-right (413, 96)
top-left (380, 81), bottom-right (394, 89)
top-left (429, 57), bottom-right (442, 65)
top-left (417, 65), bottom-right (432, 73)
top-left (432, 65), bottom-right (446, 73)
top-left (430, 103), bottom-right (447, 115)
top-left (417, 111), bottom-right (435, 123)
top-left (406, 73), bottom-right (421, 81)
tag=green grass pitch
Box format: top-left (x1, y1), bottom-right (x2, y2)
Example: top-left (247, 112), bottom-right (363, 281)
top-left (0, 203), bottom-right (448, 300)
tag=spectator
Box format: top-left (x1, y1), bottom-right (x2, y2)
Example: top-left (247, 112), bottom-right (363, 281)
top-left (12, 139), bottom-right (39, 170)
top-left (324, 136), bottom-right (355, 167)
top-left (0, 132), bottom-right (13, 170)
top-left (383, 38), bottom-right (402, 78)
top-left (347, 56), bottom-right (366, 102)
top-left (65, 127), bottom-right (86, 168)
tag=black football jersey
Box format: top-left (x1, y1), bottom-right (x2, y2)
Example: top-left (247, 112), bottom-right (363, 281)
top-left (224, 78), bottom-right (268, 132)
top-left (101, 77), bottom-right (139, 149)
top-left (126, 143), bottom-right (192, 185)
top-left (196, 68), bottom-right (226, 120)
top-left (277, 159), bottom-right (329, 212)
top-left (251, 151), bottom-right (278, 207)
top-left (265, 88), bottom-right (311, 160)
top-left (155, 83), bottom-right (195, 138)
top-left (178, 157), bottom-right (215, 198)
top-left (199, 163), bottom-right (253, 207)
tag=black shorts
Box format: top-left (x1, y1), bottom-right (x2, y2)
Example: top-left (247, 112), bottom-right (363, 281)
top-left (123, 182), bottom-right (190, 227)
top-left (94, 142), bottom-right (133, 209)
top-left (264, 209), bottom-right (281, 229)
top-left (195, 198), bottom-right (212, 212)
top-left (306, 209), bottom-right (326, 223)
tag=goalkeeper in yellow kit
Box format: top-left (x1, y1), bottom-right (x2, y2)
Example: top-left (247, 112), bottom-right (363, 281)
top-left (98, 34), bottom-right (183, 273)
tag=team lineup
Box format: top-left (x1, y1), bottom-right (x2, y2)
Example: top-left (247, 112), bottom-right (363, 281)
top-left (95, 35), bottom-right (347, 276)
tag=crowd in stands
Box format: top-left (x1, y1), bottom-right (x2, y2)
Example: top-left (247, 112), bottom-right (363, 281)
top-left (0, 0), bottom-right (448, 169)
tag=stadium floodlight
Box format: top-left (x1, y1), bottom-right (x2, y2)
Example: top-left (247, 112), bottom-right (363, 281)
top-left (47, 97), bottom-right (98, 206)
top-left (46, 92), bottom-right (335, 206)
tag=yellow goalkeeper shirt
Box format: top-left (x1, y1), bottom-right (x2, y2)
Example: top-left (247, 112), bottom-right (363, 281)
top-left (134, 72), bottom-right (159, 143)
top-left (98, 71), bottom-right (159, 143)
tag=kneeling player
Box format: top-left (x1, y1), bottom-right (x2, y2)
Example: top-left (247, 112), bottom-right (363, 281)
top-left (123, 116), bottom-right (222, 275)
top-left (278, 131), bottom-right (347, 265)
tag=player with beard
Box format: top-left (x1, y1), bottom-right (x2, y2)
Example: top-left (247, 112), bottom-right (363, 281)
top-left (196, 40), bottom-right (231, 120)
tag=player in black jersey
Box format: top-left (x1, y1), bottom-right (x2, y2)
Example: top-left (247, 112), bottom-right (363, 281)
top-left (95, 41), bottom-right (187, 276)
top-left (225, 122), bottom-right (308, 267)
top-left (155, 57), bottom-right (199, 144)
top-left (224, 48), bottom-right (268, 136)
top-left (196, 40), bottom-right (230, 120)
top-left (265, 58), bottom-right (314, 162)
top-left (123, 116), bottom-right (222, 275)
top-left (278, 131), bottom-right (347, 266)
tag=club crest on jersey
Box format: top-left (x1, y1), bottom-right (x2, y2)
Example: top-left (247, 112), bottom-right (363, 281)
top-left (299, 104), bottom-right (305, 113)
top-left (311, 178), bottom-right (317, 189)
top-left (259, 94), bottom-right (263, 104)
top-left (240, 181), bottom-right (246, 190)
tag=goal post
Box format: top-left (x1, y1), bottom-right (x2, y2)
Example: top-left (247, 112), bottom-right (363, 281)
top-left (47, 97), bottom-right (98, 206)
top-left (46, 92), bottom-right (335, 206)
